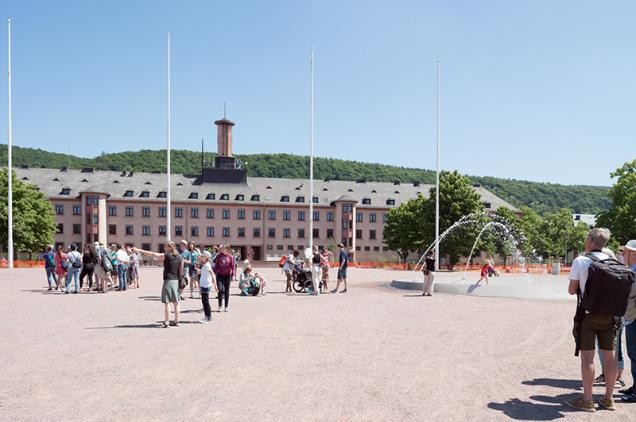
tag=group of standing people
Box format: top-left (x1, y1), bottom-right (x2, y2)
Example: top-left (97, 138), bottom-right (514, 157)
top-left (281, 243), bottom-right (349, 294)
top-left (43, 242), bottom-right (140, 294)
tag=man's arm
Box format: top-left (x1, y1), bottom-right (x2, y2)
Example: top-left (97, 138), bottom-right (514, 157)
top-left (568, 279), bottom-right (579, 296)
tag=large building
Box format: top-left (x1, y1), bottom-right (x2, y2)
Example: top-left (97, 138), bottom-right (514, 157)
top-left (15, 117), bottom-right (517, 261)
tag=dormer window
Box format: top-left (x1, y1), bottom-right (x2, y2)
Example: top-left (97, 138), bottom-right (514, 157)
top-left (362, 198), bottom-right (371, 205)
top-left (348, 188), bottom-right (353, 192)
top-left (220, 193), bottom-right (229, 200)
top-left (393, 181), bottom-right (400, 185)
top-left (281, 195), bottom-right (290, 202)
top-left (386, 199), bottom-right (395, 206)
top-left (250, 194), bottom-right (260, 201)
top-left (322, 188), bottom-right (328, 191)
top-left (139, 191), bottom-right (150, 198)
top-left (266, 186), bottom-right (272, 189)
top-left (482, 202), bottom-right (492, 209)
top-left (52, 177), bottom-right (60, 181)
top-left (235, 194), bottom-right (244, 201)
top-left (295, 196), bottom-right (305, 203)
top-left (372, 190), bottom-right (377, 193)
top-left (206, 193), bottom-right (216, 200)
top-left (177, 182), bottom-right (183, 186)
top-left (81, 178), bottom-right (88, 183)
top-left (394, 190), bottom-right (400, 194)
top-left (113, 180), bottom-right (120, 183)
top-left (312, 197), bottom-right (318, 203)
top-left (21, 176), bottom-right (28, 180)
top-left (189, 192), bottom-right (199, 199)
top-left (60, 188), bottom-right (71, 195)
top-left (145, 181), bottom-right (152, 185)
top-left (123, 190), bottom-right (134, 197)
top-left (157, 191), bottom-right (167, 198)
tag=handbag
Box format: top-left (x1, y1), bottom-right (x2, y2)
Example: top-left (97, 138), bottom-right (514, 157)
top-left (178, 275), bottom-right (188, 290)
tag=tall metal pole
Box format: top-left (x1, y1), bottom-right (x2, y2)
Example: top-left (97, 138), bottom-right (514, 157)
top-left (166, 32), bottom-right (172, 242)
top-left (7, 19), bottom-right (13, 269)
top-left (434, 61), bottom-right (440, 271)
top-left (309, 47), bottom-right (314, 253)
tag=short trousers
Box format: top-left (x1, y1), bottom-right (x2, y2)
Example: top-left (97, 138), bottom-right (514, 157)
top-left (337, 267), bottom-right (347, 279)
top-left (580, 313), bottom-right (619, 351)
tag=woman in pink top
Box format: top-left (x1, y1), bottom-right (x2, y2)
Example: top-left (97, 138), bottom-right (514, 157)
top-left (54, 244), bottom-right (68, 291)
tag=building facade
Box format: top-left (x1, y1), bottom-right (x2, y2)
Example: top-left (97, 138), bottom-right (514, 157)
top-left (16, 117), bottom-right (517, 262)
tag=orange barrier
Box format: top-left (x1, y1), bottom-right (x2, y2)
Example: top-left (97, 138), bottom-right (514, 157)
top-left (0, 260), bottom-right (44, 268)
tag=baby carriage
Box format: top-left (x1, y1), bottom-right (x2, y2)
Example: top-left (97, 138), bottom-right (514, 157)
top-left (292, 263), bottom-right (322, 293)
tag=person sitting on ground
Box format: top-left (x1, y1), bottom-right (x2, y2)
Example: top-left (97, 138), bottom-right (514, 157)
top-left (239, 263), bottom-right (267, 296)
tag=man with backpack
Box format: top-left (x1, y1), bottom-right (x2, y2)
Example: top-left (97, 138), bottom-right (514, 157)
top-left (43, 245), bottom-right (57, 291)
top-left (566, 228), bottom-right (634, 412)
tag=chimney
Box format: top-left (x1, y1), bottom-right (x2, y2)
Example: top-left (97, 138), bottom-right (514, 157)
top-left (214, 117), bottom-right (235, 158)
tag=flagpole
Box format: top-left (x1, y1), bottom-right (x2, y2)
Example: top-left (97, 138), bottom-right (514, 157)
top-left (166, 32), bottom-right (172, 242)
top-left (434, 61), bottom-right (440, 271)
top-left (7, 19), bottom-right (14, 269)
top-left (309, 47), bottom-right (314, 254)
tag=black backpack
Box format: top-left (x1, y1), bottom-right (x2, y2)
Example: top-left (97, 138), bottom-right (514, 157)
top-left (581, 254), bottom-right (635, 317)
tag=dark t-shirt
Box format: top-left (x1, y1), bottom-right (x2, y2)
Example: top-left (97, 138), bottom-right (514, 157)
top-left (163, 253), bottom-right (182, 281)
top-left (339, 249), bottom-right (348, 268)
top-left (312, 252), bottom-right (321, 264)
top-left (425, 258), bottom-right (436, 272)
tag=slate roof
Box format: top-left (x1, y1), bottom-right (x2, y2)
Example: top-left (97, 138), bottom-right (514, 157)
top-left (14, 167), bottom-right (518, 211)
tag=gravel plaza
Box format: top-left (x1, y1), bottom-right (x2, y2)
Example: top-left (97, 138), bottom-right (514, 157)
top-left (1, 267), bottom-right (634, 421)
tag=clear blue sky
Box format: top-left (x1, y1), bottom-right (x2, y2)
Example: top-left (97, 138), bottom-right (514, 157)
top-left (1, 0), bottom-right (634, 186)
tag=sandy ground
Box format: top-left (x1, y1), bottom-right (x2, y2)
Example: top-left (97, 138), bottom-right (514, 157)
top-left (0, 267), bottom-right (634, 422)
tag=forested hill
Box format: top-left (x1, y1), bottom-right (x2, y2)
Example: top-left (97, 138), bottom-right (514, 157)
top-left (0, 145), bottom-right (610, 214)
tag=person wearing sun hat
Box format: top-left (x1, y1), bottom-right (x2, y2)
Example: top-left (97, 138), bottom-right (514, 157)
top-left (620, 240), bottom-right (636, 402)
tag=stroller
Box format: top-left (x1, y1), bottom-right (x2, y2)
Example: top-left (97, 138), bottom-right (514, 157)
top-left (292, 263), bottom-right (322, 293)
top-left (240, 277), bottom-right (261, 296)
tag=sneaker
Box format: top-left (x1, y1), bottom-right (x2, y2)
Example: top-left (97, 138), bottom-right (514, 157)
top-left (598, 397), bottom-right (615, 411)
top-left (223, 308), bottom-right (228, 312)
top-left (330, 289), bottom-right (338, 294)
top-left (621, 393), bottom-right (636, 403)
top-left (198, 318), bottom-right (209, 324)
top-left (620, 385), bottom-right (634, 395)
top-left (565, 396), bottom-right (595, 412)
top-left (616, 379), bottom-right (626, 388)
top-left (340, 289), bottom-right (347, 293)
top-left (593, 374), bottom-right (606, 385)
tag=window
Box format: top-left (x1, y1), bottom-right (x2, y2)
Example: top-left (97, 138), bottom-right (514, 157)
top-left (268, 210), bottom-right (276, 221)
top-left (175, 208), bottom-right (183, 218)
top-left (298, 211), bottom-right (305, 221)
top-left (189, 192), bottom-right (199, 199)
top-left (86, 196), bottom-right (98, 205)
top-left (108, 206), bottom-right (117, 216)
top-left (191, 226), bottom-right (199, 237)
top-left (326, 211), bottom-right (334, 222)
top-left (142, 207), bottom-right (151, 217)
top-left (362, 198), bottom-right (371, 205)
top-left (207, 208), bottom-right (215, 219)
top-left (295, 196), bottom-right (305, 203)
top-left (237, 209), bottom-right (245, 220)
top-left (175, 226), bottom-right (183, 237)
top-left (356, 213), bottom-right (363, 223)
top-left (383, 213), bottom-right (389, 222)
top-left (157, 191), bottom-right (167, 198)
top-left (343, 204), bottom-right (352, 213)
top-left (124, 190), bottom-right (134, 197)
top-left (370, 213), bottom-right (377, 223)
top-left (268, 228), bottom-right (276, 238)
top-left (277, 245), bottom-right (284, 250)
top-left (280, 195), bottom-right (290, 202)
top-left (93, 214), bottom-right (98, 225)
top-left (235, 194), bottom-right (244, 201)
top-left (159, 207), bottom-right (166, 217)
top-left (326, 229), bottom-right (334, 239)
top-left (125, 225), bottom-right (134, 235)
top-left (73, 224), bottom-right (81, 234)
top-left (142, 225), bottom-right (151, 236)
top-left (312, 196), bottom-right (319, 204)
top-left (60, 188), bottom-right (71, 195)
top-left (253, 227), bottom-right (261, 237)
top-left (374, 246), bottom-right (380, 251)
top-left (342, 221), bottom-right (350, 229)
top-left (266, 245), bottom-right (273, 250)
top-left (238, 227), bottom-right (245, 237)
top-left (159, 225), bottom-right (166, 236)
top-left (206, 227), bottom-right (214, 237)
top-left (72, 205), bottom-right (81, 215)
top-left (298, 228), bottom-right (305, 239)
top-left (483, 202), bottom-right (492, 209)
top-left (370, 230), bottom-right (376, 240)
top-left (222, 209), bottom-right (230, 219)
top-left (220, 193), bottom-right (229, 200)
top-left (222, 227), bottom-right (230, 237)
top-left (386, 199), bottom-right (395, 205)
top-left (191, 208), bottom-right (199, 218)
top-left (141, 243), bottom-right (151, 251)
top-left (356, 229), bottom-right (362, 239)
top-left (55, 204), bottom-right (64, 215)
top-left (313, 211), bottom-right (320, 221)
top-left (250, 194), bottom-right (260, 201)
top-left (57, 223), bottom-right (64, 233)
top-left (283, 228), bottom-right (291, 238)
top-left (253, 210), bottom-right (261, 220)
top-left (313, 228), bottom-right (319, 239)
top-left (283, 210), bottom-right (291, 221)
top-left (139, 191), bottom-right (150, 198)
top-left (364, 246), bottom-right (371, 251)
top-left (206, 193), bottom-right (215, 200)
top-left (125, 206), bottom-right (134, 217)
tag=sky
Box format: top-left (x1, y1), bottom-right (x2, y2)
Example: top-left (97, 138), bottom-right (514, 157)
top-left (0, 0), bottom-right (635, 186)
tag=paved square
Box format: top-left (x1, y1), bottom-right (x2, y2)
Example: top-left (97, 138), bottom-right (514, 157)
top-left (1, 267), bottom-right (633, 421)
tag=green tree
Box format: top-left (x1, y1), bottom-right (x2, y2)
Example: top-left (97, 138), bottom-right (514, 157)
top-left (537, 208), bottom-right (574, 260)
top-left (0, 169), bottom-right (57, 256)
top-left (383, 198), bottom-right (422, 264)
top-left (517, 206), bottom-right (544, 259)
top-left (596, 159), bottom-right (636, 244)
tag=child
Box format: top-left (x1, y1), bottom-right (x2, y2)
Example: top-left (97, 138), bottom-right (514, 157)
top-left (197, 252), bottom-right (216, 323)
top-left (477, 259), bottom-right (491, 285)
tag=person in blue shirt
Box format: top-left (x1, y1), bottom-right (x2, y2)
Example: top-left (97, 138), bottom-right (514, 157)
top-left (42, 244), bottom-right (57, 291)
top-left (331, 243), bottom-right (349, 293)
